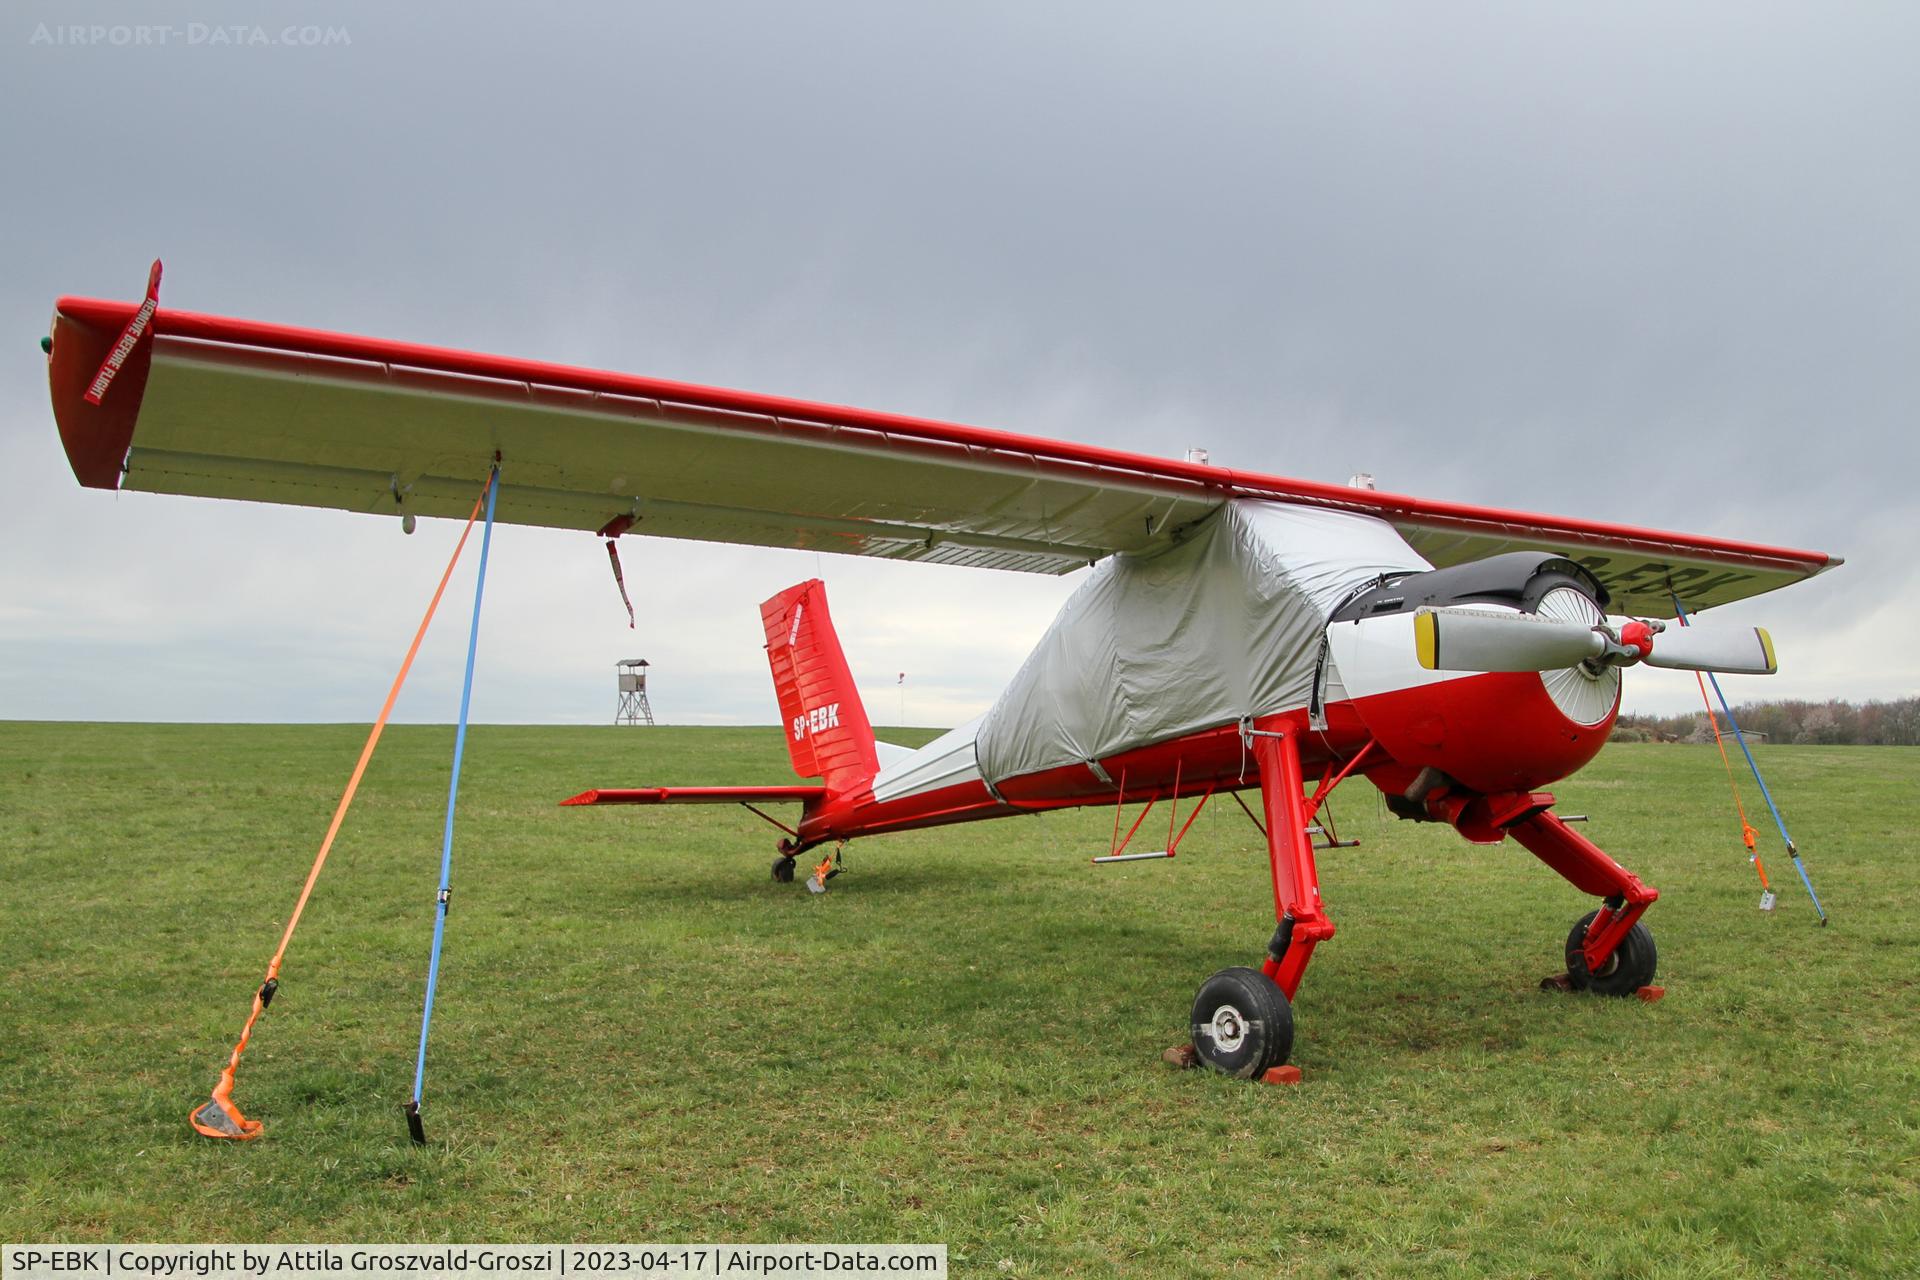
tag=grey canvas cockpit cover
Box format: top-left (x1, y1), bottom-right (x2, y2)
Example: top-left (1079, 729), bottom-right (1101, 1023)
top-left (974, 500), bottom-right (1431, 786)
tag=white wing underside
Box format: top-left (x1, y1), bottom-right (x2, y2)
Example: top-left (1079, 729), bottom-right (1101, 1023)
top-left (48, 297), bottom-right (1840, 617)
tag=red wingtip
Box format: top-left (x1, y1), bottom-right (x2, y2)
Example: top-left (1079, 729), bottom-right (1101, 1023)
top-left (559, 790), bottom-right (600, 806)
top-left (48, 301), bottom-right (149, 489)
top-left (49, 261), bottom-right (165, 489)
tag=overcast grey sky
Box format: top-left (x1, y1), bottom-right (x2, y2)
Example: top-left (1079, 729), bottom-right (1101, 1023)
top-left (2, 1), bottom-right (1914, 727)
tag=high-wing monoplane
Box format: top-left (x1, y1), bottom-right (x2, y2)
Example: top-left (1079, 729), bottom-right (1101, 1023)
top-left (46, 272), bottom-right (1838, 1086)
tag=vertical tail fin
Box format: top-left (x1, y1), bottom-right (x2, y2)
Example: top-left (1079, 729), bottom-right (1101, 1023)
top-left (761, 580), bottom-right (879, 793)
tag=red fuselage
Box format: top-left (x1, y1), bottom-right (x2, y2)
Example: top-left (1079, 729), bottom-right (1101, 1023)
top-left (798, 668), bottom-right (1615, 851)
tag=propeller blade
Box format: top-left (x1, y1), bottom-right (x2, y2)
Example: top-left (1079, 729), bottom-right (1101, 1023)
top-left (1647, 625), bottom-right (1777, 675)
top-left (1413, 607), bottom-right (1608, 673)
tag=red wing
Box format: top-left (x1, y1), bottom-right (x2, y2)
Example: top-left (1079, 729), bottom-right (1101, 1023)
top-left (47, 292), bottom-right (1838, 613)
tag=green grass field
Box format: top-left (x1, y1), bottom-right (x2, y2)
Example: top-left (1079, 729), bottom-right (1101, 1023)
top-left (1, 723), bottom-right (1915, 1276)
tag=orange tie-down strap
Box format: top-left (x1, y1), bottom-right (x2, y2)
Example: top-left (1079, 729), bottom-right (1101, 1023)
top-left (1693, 671), bottom-right (1770, 891)
top-left (191, 473), bottom-right (494, 1140)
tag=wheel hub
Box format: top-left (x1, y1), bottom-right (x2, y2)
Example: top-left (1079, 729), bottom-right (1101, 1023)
top-left (1208, 1004), bottom-right (1249, 1053)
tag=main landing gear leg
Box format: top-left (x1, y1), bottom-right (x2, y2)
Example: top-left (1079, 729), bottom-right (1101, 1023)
top-left (1508, 812), bottom-right (1661, 997)
top-left (1189, 727), bottom-right (1331, 1079)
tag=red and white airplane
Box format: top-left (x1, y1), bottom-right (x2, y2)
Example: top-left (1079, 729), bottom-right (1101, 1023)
top-left (45, 271), bottom-right (1839, 1080)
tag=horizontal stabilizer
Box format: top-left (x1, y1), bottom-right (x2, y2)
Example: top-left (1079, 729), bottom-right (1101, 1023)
top-left (560, 785), bottom-right (827, 807)
top-left (874, 739), bottom-right (918, 768)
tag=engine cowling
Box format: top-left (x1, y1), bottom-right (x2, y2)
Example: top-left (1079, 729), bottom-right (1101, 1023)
top-left (1324, 555), bottom-right (1619, 796)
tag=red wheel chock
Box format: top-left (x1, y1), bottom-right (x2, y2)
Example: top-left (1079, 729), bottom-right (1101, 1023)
top-left (1538, 973), bottom-right (1666, 1002)
top-left (1162, 1044), bottom-right (1303, 1084)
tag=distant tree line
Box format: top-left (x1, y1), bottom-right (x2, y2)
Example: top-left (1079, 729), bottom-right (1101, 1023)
top-left (1612, 697), bottom-right (1920, 746)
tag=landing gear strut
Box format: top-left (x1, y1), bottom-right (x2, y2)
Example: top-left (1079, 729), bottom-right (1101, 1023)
top-left (1191, 724), bottom-right (1330, 1079)
top-left (1508, 811), bottom-right (1661, 996)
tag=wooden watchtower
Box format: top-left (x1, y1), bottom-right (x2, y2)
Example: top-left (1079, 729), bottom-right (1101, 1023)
top-left (616, 658), bottom-right (655, 726)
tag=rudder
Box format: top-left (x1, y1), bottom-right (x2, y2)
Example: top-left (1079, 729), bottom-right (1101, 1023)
top-left (761, 580), bottom-right (879, 793)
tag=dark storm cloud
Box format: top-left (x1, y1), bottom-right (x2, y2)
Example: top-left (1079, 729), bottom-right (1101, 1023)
top-left (2, 1), bottom-right (1914, 721)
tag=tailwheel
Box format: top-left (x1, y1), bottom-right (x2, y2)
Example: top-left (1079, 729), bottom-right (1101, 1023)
top-left (771, 855), bottom-right (796, 883)
top-left (1565, 909), bottom-right (1657, 996)
top-left (1189, 967), bottom-right (1294, 1079)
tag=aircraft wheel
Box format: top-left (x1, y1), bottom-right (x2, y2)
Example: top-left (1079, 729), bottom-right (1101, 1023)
top-left (772, 855), bottom-right (796, 883)
top-left (1189, 967), bottom-right (1293, 1078)
top-left (1564, 910), bottom-right (1657, 996)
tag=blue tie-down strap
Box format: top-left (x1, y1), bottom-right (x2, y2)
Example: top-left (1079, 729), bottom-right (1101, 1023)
top-left (1673, 597), bottom-right (1827, 923)
top-left (410, 464), bottom-right (500, 1139)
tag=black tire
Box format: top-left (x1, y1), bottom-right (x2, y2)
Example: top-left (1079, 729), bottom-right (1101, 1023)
top-left (1189, 967), bottom-right (1294, 1078)
top-left (1565, 909), bottom-right (1657, 996)
top-left (771, 855), bottom-right (796, 883)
